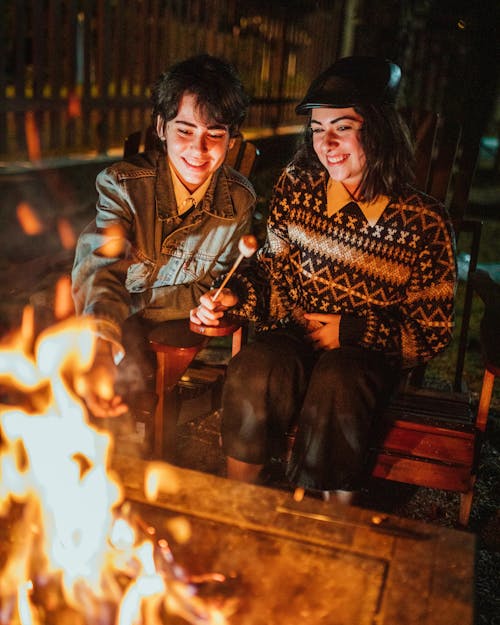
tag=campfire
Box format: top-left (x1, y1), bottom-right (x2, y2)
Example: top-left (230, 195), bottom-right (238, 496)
top-left (0, 304), bottom-right (232, 625)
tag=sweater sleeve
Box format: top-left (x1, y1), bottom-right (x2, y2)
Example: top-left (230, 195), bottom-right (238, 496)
top-left (341, 201), bottom-right (457, 368)
top-left (227, 169), bottom-right (300, 325)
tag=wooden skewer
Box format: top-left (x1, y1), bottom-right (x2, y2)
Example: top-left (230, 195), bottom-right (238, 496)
top-left (211, 235), bottom-right (258, 302)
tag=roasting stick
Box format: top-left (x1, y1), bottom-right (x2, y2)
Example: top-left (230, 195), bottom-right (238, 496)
top-left (211, 234), bottom-right (258, 302)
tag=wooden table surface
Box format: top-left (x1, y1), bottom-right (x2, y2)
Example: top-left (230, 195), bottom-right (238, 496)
top-left (113, 454), bottom-right (476, 625)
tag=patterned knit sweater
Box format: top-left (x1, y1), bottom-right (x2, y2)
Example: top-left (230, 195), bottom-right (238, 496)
top-left (229, 165), bottom-right (457, 369)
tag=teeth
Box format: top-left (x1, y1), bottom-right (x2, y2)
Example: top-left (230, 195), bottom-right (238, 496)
top-left (327, 154), bottom-right (348, 165)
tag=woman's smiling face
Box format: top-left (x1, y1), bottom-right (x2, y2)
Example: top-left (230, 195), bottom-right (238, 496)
top-left (160, 92), bottom-right (233, 192)
top-left (310, 107), bottom-right (366, 193)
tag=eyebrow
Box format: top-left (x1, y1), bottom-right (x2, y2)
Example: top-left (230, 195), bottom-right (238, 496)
top-left (174, 120), bottom-right (228, 131)
top-left (310, 115), bottom-right (361, 126)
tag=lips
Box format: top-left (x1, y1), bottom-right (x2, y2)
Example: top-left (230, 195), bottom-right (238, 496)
top-left (183, 158), bottom-right (208, 169)
top-left (326, 153), bottom-right (349, 165)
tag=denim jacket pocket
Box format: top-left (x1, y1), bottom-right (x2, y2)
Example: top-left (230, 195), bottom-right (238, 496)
top-left (155, 250), bottom-right (214, 285)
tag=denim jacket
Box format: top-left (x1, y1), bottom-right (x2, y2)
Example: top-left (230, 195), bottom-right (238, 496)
top-left (71, 150), bottom-right (255, 359)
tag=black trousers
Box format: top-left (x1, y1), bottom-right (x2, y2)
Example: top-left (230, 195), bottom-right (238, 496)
top-left (221, 330), bottom-right (400, 491)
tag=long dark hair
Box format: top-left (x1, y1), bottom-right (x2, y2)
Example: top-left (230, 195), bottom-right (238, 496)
top-left (291, 104), bottom-right (415, 201)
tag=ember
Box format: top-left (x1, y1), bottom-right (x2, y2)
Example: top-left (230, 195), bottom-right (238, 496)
top-left (0, 312), bottom-right (232, 625)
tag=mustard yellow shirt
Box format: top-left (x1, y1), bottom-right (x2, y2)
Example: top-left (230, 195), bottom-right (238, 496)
top-left (327, 179), bottom-right (390, 227)
top-left (169, 164), bottom-right (213, 215)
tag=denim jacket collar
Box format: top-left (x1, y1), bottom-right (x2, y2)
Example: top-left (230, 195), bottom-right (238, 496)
top-left (155, 152), bottom-right (237, 221)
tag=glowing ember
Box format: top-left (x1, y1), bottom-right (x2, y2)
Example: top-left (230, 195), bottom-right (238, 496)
top-left (16, 202), bottom-right (44, 236)
top-left (0, 315), bottom-right (232, 624)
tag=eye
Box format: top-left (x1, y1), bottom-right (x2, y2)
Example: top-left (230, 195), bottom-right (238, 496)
top-left (310, 127), bottom-right (324, 135)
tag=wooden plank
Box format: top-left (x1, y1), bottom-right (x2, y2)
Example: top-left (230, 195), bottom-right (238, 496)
top-left (371, 454), bottom-right (472, 491)
top-left (428, 117), bottom-right (462, 203)
top-left (238, 141), bottom-right (259, 178)
top-left (225, 134), bottom-right (243, 168)
top-left (376, 422), bottom-right (475, 465)
top-left (384, 388), bottom-right (472, 428)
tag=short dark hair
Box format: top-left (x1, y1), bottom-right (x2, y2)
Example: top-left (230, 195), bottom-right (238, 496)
top-left (291, 104), bottom-right (415, 201)
top-left (151, 54), bottom-right (249, 142)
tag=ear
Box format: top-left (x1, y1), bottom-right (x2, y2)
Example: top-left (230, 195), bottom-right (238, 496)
top-left (228, 137), bottom-right (236, 151)
top-left (155, 116), bottom-right (166, 141)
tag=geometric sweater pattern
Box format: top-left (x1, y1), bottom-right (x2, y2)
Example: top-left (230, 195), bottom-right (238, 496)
top-left (231, 165), bottom-right (457, 369)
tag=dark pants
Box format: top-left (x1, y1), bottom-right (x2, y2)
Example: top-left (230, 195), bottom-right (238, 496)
top-left (221, 330), bottom-right (400, 491)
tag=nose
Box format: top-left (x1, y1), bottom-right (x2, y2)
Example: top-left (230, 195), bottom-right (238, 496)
top-left (324, 130), bottom-right (339, 147)
top-left (191, 132), bottom-right (208, 153)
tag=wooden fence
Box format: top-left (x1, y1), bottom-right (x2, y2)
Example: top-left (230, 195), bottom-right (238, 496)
top-left (0, 0), bottom-right (343, 161)
top-left (1, 0), bottom-right (493, 169)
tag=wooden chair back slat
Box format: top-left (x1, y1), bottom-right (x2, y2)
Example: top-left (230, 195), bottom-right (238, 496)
top-left (413, 111), bottom-right (440, 192)
top-left (237, 141), bottom-right (259, 178)
top-left (225, 135), bottom-right (243, 169)
top-left (427, 118), bottom-right (462, 203)
top-left (123, 130), bottom-right (142, 158)
top-left (400, 108), bottom-right (463, 204)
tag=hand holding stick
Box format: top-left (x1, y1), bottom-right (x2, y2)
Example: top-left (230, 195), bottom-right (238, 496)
top-left (211, 235), bottom-right (258, 302)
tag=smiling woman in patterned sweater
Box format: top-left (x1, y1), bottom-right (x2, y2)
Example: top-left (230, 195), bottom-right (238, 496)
top-left (190, 56), bottom-right (457, 501)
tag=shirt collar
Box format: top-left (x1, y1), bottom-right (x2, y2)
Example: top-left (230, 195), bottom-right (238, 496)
top-left (326, 178), bottom-right (389, 226)
top-left (169, 163), bottom-right (213, 215)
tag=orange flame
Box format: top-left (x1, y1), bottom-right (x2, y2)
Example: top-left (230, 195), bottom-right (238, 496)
top-left (57, 217), bottom-right (77, 250)
top-left (24, 112), bottom-right (41, 163)
top-left (16, 203), bottom-right (44, 236)
top-left (0, 316), bottom-right (230, 624)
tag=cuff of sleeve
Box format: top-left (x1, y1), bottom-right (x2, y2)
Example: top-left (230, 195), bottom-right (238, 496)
top-left (339, 315), bottom-right (366, 346)
top-left (89, 316), bottom-right (125, 364)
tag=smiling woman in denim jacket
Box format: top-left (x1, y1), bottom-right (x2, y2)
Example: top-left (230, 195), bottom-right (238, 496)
top-left (72, 54), bottom-right (255, 419)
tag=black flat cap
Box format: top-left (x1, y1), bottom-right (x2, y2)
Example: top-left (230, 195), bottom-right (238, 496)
top-left (296, 56), bottom-right (401, 114)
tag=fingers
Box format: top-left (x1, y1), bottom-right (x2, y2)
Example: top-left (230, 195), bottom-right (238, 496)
top-left (306, 325), bottom-right (340, 351)
top-left (74, 357), bottom-right (128, 418)
top-left (191, 304), bottom-right (224, 326)
top-left (85, 392), bottom-right (129, 419)
top-left (190, 288), bottom-right (239, 326)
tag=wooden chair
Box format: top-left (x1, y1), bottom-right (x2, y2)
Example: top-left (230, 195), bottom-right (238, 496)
top-left (147, 318), bottom-right (245, 459)
top-left (369, 270), bottom-right (498, 526)
top-left (366, 112), bottom-right (487, 525)
top-left (122, 128), bottom-right (258, 460)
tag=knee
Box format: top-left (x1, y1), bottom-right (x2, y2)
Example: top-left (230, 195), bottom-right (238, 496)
top-left (313, 348), bottom-right (360, 386)
top-left (221, 346), bottom-right (268, 406)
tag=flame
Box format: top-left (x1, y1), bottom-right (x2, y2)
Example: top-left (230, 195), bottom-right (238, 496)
top-left (0, 315), bottom-right (231, 624)
top-left (24, 112), bottom-right (41, 163)
top-left (54, 276), bottom-right (75, 321)
top-left (16, 203), bottom-right (44, 236)
top-left (57, 217), bottom-right (77, 251)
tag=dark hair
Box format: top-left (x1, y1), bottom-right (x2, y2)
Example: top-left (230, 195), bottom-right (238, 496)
top-left (292, 104), bottom-right (415, 201)
top-left (151, 54), bottom-right (249, 145)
